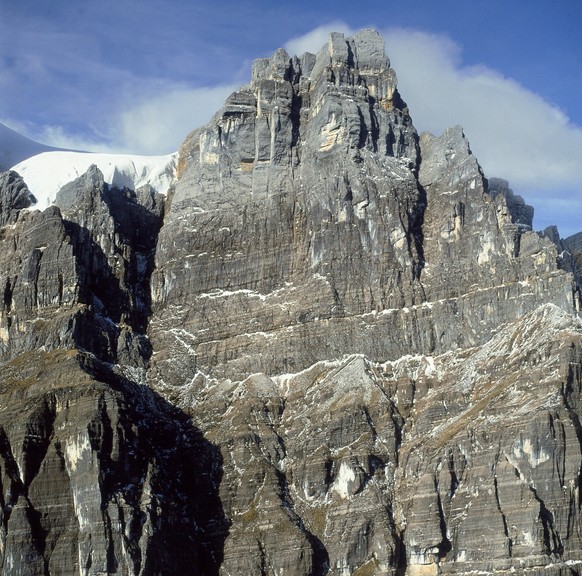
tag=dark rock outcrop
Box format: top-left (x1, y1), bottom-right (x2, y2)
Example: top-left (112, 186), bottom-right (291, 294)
top-left (487, 176), bottom-right (534, 229)
top-left (0, 28), bottom-right (581, 576)
top-left (0, 350), bottom-right (228, 575)
top-left (0, 162), bottom-right (231, 574)
top-left (0, 171), bottom-right (35, 226)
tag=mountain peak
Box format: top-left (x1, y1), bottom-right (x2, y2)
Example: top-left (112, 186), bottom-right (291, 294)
top-left (177, 29), bottom-right (415, 185)
top-left (316, 29), bottom-right (389, 71)
top-left (249, 29), bottom-right (398, 109)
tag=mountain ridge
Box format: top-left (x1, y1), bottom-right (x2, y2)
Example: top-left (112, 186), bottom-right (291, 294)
top-left (0, 122), bottom-right (178, 210)
top-left (0, 121), bottom-right (64, 170)
top-left (11, 150), bottom-right (177, 209)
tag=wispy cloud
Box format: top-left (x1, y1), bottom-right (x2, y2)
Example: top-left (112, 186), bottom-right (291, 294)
top-left (112, 84), bottom-right (239, 154)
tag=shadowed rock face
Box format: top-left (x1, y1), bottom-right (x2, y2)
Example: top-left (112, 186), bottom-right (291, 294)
top-left (0, 351), bottom-right (228, 575)
top-left (1, 29), bottom-right (582, 576)
top-left (0, 166), bottom-right (228, 574)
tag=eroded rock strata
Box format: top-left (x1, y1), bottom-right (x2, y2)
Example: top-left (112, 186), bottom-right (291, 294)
top-left (1, 29), bottom-right (582, 575)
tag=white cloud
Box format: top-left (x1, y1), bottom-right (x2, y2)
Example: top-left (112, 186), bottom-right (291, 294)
top-left (382, 28), bottom-right (582, 188)
top-left (113, 84), bottom-right (239, 155)
top-left (33, 125), bottom-right (105, 153)
top-left (284, 22), bottom-right (355, 56)
top-left (3, 82), bottom-right (239, 157)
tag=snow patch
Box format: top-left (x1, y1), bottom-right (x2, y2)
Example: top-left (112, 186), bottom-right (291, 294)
top-left (198, 288), bottom-right (267, 302)
top-left (11, 150), bottom-right (177, 209)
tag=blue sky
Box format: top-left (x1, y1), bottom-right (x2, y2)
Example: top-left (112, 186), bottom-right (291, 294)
top-left (1, 0), bottom-right (581, 236)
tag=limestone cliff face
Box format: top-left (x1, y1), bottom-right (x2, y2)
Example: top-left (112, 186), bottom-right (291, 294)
top-left (151, 29), bottom-right (424, 382)
top-left (1, 28), bottom-right (582, 576)
top-left (150, 31), bottom-right (575, 384)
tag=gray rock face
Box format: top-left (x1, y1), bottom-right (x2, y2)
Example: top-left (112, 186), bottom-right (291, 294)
top-left (540, 229), bottom-right (582, 300)
top-left (151, 34), bottom-right (575, 384)
top-left (487, 176), bottom-right (534, 228)
top-left (184, 304), bottom-right (582, 576)
top-left (0, 350), bottom-right (227, 575)
top-left (0, 165), bottom-right (228, 574)
top-left (0, 163), bottom-right (165, 369)
top-left (0, 171), bottom-right (35, 226)
top-left (152, 30), bottom-right (423, 383)
top-left (1, 28), bottom-right (582, 576)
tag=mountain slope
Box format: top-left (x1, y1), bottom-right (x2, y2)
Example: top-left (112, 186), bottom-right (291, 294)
top-left (146, 29), bottom-right (582, 575)
top-left (0, 121), bottom-right (62, 170)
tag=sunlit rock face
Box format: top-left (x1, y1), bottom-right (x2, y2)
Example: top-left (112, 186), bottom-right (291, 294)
top-left (1, 29), bottom-right (582, 576)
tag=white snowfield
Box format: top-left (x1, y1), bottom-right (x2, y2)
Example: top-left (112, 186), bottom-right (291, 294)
top-left (10, 150), bottom-right (178, 209)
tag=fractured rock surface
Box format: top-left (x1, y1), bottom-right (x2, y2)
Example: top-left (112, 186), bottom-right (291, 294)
top-left (1, 28), bottom-right (582, 575)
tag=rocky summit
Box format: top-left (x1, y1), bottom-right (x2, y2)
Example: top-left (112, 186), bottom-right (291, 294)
top-left (1, 28), bottom-right (582, 576)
